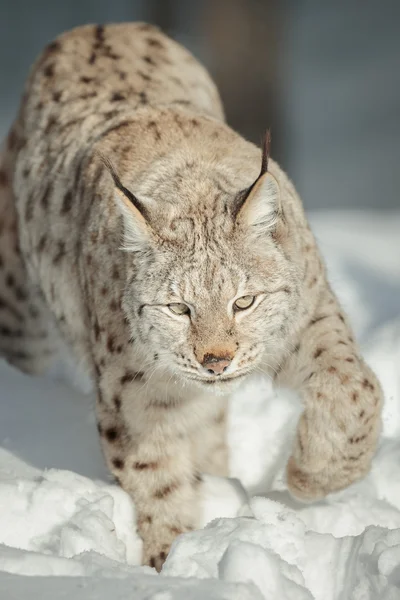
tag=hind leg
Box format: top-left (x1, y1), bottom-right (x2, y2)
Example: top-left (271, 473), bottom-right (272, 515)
top-left (0, 143), bottom-right (56, 375)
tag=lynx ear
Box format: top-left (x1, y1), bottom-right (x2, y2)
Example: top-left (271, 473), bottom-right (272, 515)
top-left (233, 130), bottom-right (281, 235)
top-left (102, 158), bottom-right (153, 252)
top-left (235, 171), bottom-right (280, 234)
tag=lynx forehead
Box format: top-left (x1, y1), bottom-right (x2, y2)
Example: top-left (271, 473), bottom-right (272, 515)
top-left (0, 22), bottom-right (382, 570)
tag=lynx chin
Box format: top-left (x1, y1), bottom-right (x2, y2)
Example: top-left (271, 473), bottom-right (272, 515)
top-left (0, 22), bottom-right (383, 570)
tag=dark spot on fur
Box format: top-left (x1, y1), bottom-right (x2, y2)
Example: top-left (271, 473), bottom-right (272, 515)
top-left (348, 452), bottom-right (366, 461)
top-left (43, 63), bottom-right (55, 77)
top-left (147, 37), bottom-right (164, 49)
top-left (193, 472), bottom-right (203, 486)
top-left (88, 52), bottom-right (96, 65)
top-left (112, 265), bottom-right (119, 280)
top-left (112, 457), bottom-right (124, 469)
top-left (0, 325), bottom-right (23, 337)
top-left (93, 320), bottom-right (101, 341)
top-left (143, 515), bottom-right (152, 524)
top-left (107, 335), bottom-right (116, 353)
top-left (327, 366), bottom-right (337, 374)
top-left (111, 91), bottom-right (124, 102)
top-left (143, 55), bottom-right (156, 66)
top-left (313, 347), bottom-right (325, 359)
top-left (345, 357), bottom-right (355, 363)
top-left (109, 299), bottom-right (118, 311)
top-left (94, 24), bottom-right (105, 41)
top-left (338, 314), bottom-right (345, 323)
top-left (349, 434), bottom-right (367, 444)
top-left (5, 273), bottom-right (15, 288)
top-left (61, 190), bottom-right (73, 214)
top-left (81, 76), bottom-right (93, 84)
top-left (133, 461), bottom-right (158, 470)
top-left (139, 91), bottom-right (148, 104)
top-left (105, 427), bottom-right (119, 442)
top-left (359, 410), bottom-right (365, 418)
top-left (137, 70), bottom-right (151, 81)
top-left (309, 277), bottom-right (317, 287)
top-left (169, 526), bottom-right (183, 536)
top-left (120, 371), bottom-right (143, 385)
top-left (362, 378), bottom-right (374, 391)
top-left (148, 120), bottom-right (161, 140)
top-left (101, 285), bottom-right (108, 296)
top-left (352, 391), bottom-right (359, 402)
top-left (52, 90), bottom-right (62, 102)
top-left (46, 40), bottom-right (61, 55)
top-left (113, 395), bottom-right (121, 410)
top-left (53, 241), bottom-right (66, 265)
top-left (44, 116), bottom-right (57, 136)
top-left (309, 315), bottom-right (328, 326)
top-left (41, 183), bottom-right (52, 210)
top-left (154, 482), bottom-right (179, 499)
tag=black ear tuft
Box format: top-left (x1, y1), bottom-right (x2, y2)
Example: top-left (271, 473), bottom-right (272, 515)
top-left (260, 129), bottom-right (271, 177)
top-left (100, 154), bottom-right (150, 221)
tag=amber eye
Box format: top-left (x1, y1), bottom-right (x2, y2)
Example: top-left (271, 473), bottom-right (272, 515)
top-left (168, 303), bottom-right (191, 316)
top-left (234, 295), bottom-right (256, 311)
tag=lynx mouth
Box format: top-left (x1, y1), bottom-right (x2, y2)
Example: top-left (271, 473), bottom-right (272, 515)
top-left (184, 371), bottom-right (250, 387)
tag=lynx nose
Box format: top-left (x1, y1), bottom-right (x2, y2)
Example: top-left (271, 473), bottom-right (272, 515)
top-left (202, 354), bottom-right (232, 375)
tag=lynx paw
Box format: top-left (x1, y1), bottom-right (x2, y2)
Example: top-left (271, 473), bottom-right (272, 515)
top-left (143, 542), bottom-right (171, 572)
top-left (286, 452), bottom-right (372, 501)
top-left (142, 526), bottom-right (188, 571)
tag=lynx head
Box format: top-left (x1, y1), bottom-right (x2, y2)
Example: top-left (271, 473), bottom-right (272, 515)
top-left (106, 131), bottom-right (302, 392)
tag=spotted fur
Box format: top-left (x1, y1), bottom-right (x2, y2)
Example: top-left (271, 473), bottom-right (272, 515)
top-left (0, 23), bottom-right (382, 570)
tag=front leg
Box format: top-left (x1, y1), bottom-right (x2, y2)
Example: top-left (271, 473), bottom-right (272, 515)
top-left (96, 373), bottom-right (202, 571)
top-left (277, 286), bottom-right (383, 500)
top-left (191, 395), bottom-right (229, 477)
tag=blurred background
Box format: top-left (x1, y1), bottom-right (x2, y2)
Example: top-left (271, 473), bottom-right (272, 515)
top-left (0, 0), bottom-right (399, 211)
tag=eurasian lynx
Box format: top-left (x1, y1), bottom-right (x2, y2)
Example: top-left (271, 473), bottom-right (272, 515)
top-left (0, 23), bottom-right (382, 569)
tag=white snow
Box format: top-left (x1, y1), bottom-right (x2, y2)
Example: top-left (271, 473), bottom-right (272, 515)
top-left (0, 210), bottom-right (399, 599)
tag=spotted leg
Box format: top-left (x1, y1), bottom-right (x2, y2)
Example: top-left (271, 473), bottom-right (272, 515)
top-left (191, 395), bottom-right (229, 477)
top-left (278, 286), bottom-right (383, 499)
top-left (95, 370), bottom-right (206, 571)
